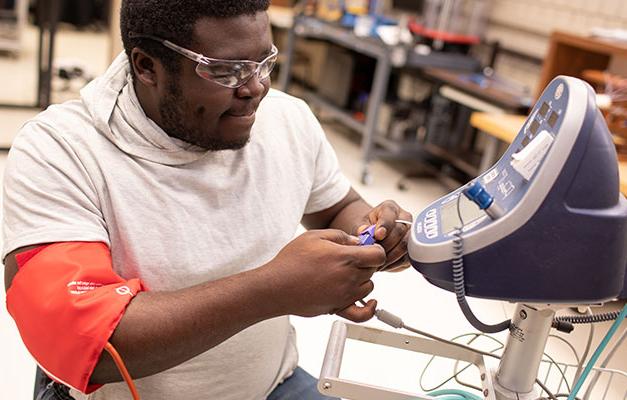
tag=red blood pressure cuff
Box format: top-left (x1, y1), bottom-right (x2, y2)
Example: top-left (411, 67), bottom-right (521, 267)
top-left (6, 242), bottom-right (144, 394)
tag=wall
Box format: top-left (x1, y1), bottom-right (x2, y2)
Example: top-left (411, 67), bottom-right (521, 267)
top-left (485, 0), bottom-right (627, 92)
top-left (107, 1), bottom-right (627, 92)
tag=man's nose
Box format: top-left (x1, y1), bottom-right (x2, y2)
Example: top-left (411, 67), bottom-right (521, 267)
top-left (236, 73), bottom-right (266, 99)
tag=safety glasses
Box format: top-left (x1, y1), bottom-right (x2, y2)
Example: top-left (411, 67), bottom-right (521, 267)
top-left (130, 32), bottom-right (278, 89)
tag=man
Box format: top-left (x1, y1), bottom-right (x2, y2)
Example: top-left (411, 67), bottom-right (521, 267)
top-left (3, 1), bottom-right (413, 399)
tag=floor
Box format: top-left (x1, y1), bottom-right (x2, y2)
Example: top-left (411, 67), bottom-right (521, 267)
top-left (0, 25), bottom-right (625, 400)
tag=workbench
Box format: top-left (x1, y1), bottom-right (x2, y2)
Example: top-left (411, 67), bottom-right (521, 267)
top-left (277, 15), bottom-right (480, 184)
top-left (470, 112), bottom-right (627, 196)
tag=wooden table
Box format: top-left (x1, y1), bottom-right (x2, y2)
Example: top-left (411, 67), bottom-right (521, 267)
top-left (470, 112), bottom-right (627, 196)
top-left (470, 113), bottom-right (525, 173)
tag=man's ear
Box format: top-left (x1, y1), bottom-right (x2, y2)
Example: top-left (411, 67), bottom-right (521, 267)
top-left (131, 48), bottom-right (159, 87)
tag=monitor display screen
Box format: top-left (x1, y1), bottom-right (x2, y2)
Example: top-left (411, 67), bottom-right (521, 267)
top-left (441, 195), bottom-right (486, 235)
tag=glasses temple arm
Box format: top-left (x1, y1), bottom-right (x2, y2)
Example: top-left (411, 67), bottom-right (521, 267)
top-left (130, 32), bottom-right (205, 64)
top-left (161, 40), bottom-right (205, 63)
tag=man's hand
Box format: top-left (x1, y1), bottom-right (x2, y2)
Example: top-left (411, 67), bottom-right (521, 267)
top-left (262, 230), bottom-right (386, 322)
top-left (356, 200), bottom-right (413, 272)
top-left (301, 190), bottom-right (414, 322)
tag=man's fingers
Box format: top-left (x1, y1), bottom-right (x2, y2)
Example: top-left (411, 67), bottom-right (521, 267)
top-left (357, 224), bottom-right (370, 235)
top-left (316, 229), bottom-right (360, 246)
top-left (356, 280), bottom-right (375, 300)
top-left (360, 207), bottom-right (412, 245)
top-left (344, 244), bottom-right (386, 269)
top-left (336, 299), bottom-right (377, 323)
top-left (380, 254), bottom-right (411, 272)
top-left (384, 262), bottom-right (411, 273)
top-left (380, 231), bottom-right (410, 266)
top-left (380, 209), bottom-right (412, 247)
top-left (355, 269), bottom-right (378, 287)
top-left (379, 222), bottom-right (410, 252)
top-left (372, 202), bottom-right (401, 241)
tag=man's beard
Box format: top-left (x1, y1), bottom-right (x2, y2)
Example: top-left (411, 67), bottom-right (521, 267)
top-left (158, 79), bottom-right (250, 151)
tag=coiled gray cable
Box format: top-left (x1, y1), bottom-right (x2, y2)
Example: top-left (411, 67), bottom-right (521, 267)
top-left (451, 195), bottom-right (511, 333)
top-left (554, 311), bottom-right (623, 325)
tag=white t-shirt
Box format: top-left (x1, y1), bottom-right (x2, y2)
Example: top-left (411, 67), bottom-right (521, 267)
top-left (3, 54), bottom-right (351, 400)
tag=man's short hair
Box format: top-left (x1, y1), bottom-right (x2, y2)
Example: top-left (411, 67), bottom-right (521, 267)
top-left (120, 0), bottom-right (270, 74)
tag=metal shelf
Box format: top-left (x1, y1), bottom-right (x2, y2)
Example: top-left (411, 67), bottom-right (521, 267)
top-left (303, 89), bottom-right (424, 156)
top-left (376, 135), bottom-right (423, 155)
top-left (278, 15), bottom-right (480, 184)
top-left (0, 0), bottom-right (27, 54)
top-left (423, 142), bottom-right (480, 176)
top-left (293, 16), bottom-right (479, 71)
top-left (304, 90), bottom-right (365, 132)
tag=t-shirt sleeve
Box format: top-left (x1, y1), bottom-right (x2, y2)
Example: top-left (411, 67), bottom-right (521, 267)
top-left (2, 122), bottom-right (109, 259)
top-left (297, 101), bottom-right (352, 215)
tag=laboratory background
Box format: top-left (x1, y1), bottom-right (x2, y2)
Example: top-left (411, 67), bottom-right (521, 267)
top-left (1, 0), bottom-right (626, 399)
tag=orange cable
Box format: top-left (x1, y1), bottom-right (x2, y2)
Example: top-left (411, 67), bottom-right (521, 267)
top-left (104, 342), bottom-right (140, 400)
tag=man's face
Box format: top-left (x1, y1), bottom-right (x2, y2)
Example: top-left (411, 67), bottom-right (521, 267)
top-left (158, 12), bottom-right (273, 151)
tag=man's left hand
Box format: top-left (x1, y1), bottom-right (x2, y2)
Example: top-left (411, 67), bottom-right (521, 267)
top-left (356, 200), bottom-right (413, 272)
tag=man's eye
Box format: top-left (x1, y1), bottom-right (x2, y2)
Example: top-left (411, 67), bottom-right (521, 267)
top-left (208, 65), bottom-right (237, 77)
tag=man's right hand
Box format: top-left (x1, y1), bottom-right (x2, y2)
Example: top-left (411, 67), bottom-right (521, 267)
top-left (262, 229), bottom-right (386, 322)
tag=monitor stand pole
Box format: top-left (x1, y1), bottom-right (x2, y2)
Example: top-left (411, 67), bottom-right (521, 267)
top-left (493, 304), bottom-right (555, 400)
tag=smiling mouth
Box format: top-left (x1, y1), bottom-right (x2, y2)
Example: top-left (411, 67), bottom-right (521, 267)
top-left (225, 110), bottom-right (255, 118)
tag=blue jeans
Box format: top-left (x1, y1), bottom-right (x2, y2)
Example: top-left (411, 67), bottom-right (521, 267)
top-left (34, 366), bottom-right (338, 400)
top-left (267, 367), bottom-right (339, 400)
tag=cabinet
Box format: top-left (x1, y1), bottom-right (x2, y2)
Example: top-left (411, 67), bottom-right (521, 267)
top-left (537, 31), bottom-right (627, 98)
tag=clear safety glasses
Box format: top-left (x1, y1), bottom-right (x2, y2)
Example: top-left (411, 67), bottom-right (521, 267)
top-left (130, 32), bottom-right (278, 89)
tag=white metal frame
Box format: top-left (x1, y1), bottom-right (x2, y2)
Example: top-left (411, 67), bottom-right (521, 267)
top-left (318, 321), bottom-right (498, 400)
top-left (319, 306), bottom-right (627, 400)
